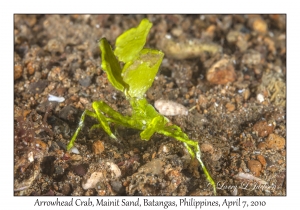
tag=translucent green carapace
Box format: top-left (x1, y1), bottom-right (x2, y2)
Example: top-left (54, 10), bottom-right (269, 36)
top-left (67, 18), bottom-right (216, 195)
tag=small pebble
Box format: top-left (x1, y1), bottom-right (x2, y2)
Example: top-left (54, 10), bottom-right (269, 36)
top-left (106, 162), bottom-right (121, 178)
top-left (154, 99), bottom-right (188, 116)
top-left (198, 95), bottom-right (208, 109)
top-left (247, 160), bottom-right (262, 177)
top-left (46, 38), bottom-right (64, 54)
top-left (243, 89), bottom-right (251, 100)
top-left (82, 172), bottom-right (104, 190)
top-left (54, 165), bottom-right (65, 176)
top-left (27, 61), bottom-right (36, 75)
top-left (48, 67), bottom-right (66, 81)
top-left (110, 180), bottom-right (125, 194)
top-left (61, 183), bottom-right (71, 195)
top-left (79, 97), bottom-right (89, 105)
top-left (257, 142), bottom-right (267, 150)
top-left (70, 146), bottom-right (80, 154)
top-left (200, 143), bottom-right (214, 154)
top-left (72, 164), bottom-right (88, 177)
top-left (277, 159), bottom-right (284, 165)
top-left (71, 154), bottom-right (82, 161)
top-left (225, 102), bottom-right (236, 112)
top-left (138, 159), bottom-right (164, 175)
top-left (231, 187), bottom-right (238, 196)
top-left (68, 87), bottom-right (80, 94)
top-left (204, 25), bottom-right (216, 39)
top-left (256, 155), bottom-right (267, 167)
top-left (265, 134), bottom-right (285, 150)
top-left (167, 169), bottom-right (182, 188)
top-left (171, 27), bottom-right (183, 37)
top-left (264, 37), bottom-right (276, 54)
top-left (257, 93), bottom-right (264, 102)
top-left (211, 150), bottom-right (222, 162)
top-left (92, 140), bottom-right (105, 155)
top-left (79, 76), bottom-right (92, 87)
top-left (28, 152), bottom-right (34, 162)
top-left (29, 80), bottom-right (48, 94)
top-left (35, 139), bottom-right (48, 152)
top-left (158, 144), bottom-right (170, 154)
top-left (252, 120), bottom-right (274, 137)
top-left (56, 87), bottom-right (67, 96)
top-left (252, 18), bottom-right (268, 34)
top-left (14, 63), bottom-right (23, 80)
top-left (59, 105), bottom-right (77, 122)
top-left (226, 30), bottom-right (248, 52)
top-left (242, 50), bottom-right (261, 65)
top-left (206, 56), bottom-right (237, 85)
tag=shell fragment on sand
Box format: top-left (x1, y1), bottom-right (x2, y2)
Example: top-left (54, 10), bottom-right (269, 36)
top-left (154, 99), bottom-right (188, 116)
top-left (48, 94), bottom-right (65, 103)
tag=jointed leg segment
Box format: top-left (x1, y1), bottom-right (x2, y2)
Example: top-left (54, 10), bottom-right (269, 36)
top-left (67, 101), bottom-right (123, 150)
top-left (67, 100), bottom-right (139, 150)
top-left (67, 109), bottom-right (97, 150)
top-left (157, 125), bottom-right (216, 195)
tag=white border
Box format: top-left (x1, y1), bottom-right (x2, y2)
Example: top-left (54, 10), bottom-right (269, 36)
top-left (3, 0), bottom-right (297, 209)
